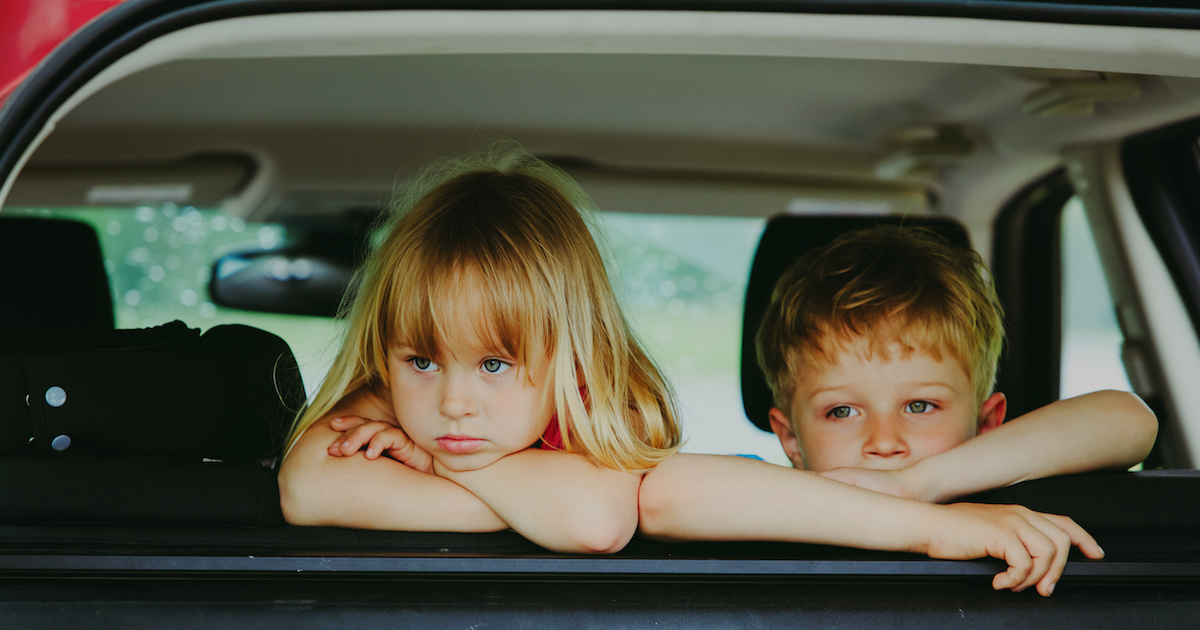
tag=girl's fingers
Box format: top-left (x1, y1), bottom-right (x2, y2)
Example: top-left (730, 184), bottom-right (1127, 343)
top-left (364, 430), bottom-right (403, 459)
top-left (332, 421), bottom-right (392, 457)
top-left (330, 415), bottom-right (369, 430)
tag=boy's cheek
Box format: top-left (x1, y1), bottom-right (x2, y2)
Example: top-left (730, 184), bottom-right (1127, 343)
top-left (793, 430), bottom-right (851, 472)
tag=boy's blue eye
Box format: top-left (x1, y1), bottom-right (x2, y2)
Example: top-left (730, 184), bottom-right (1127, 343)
top-left (482, 358), bottom-right (511, 374)
top-left (410, 357), bottom-right (437, 372)
top-left (829, 406), bottom-right (858, 419)
top-left (906, 400), bottom-right (933, 413)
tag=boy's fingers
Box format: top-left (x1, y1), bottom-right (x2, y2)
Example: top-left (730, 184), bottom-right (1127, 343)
top-left (1024, 514), bottom-right (1073, 596)
top-left (1020, 512), bottom-right (1101, 596)
top-left (989, 537), bottom-right (1030, 592)
top-left (1018, 521), bottom-right (1063, 595)
top-left (1044, 513), bottom-right (1104, 559)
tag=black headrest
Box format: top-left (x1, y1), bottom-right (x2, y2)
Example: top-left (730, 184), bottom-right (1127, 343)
top-left (0, 217), bottom-right (114, 333)
top-left (740, 214), bottom-right (971, 431)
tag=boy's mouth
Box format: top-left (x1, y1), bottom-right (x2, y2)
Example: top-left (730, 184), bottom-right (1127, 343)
top-left (437, 435), bottom-right (486, 454)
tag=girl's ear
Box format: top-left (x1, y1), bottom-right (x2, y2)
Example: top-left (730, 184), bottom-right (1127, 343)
top-left (768, 407), bottom-right (807, 469)
top-left (976, 392), bottom-right (1007, 435)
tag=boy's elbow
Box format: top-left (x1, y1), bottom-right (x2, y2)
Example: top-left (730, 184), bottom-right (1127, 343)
top-left (1100, 390), bottom-right (1159, 461)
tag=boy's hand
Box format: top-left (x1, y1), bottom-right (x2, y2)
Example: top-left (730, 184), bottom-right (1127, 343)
top-left (327, 416), bottom-right (434, 474)
top-left (817, 467), bottom-right (924, 501)
top-left (923, 503), bottom-right (1104, 596)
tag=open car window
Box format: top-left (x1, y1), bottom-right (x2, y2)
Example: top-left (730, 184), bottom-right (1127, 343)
top-left (3, 2), bottom-right (1200, 625)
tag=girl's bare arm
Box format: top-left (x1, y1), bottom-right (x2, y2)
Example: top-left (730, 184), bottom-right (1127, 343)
top-left (283, 396), bottom-right (640, 553)
top-left (277, 390), bottom-right (507, 532)
top-left (435, 450), bottom-right (642, 554)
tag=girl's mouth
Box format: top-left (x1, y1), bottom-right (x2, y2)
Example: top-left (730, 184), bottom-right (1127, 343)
top-left (437, 435), bottom-right (486, 454)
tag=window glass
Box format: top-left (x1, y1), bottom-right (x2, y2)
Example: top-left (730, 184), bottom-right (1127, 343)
top-left (1059, 196), bottom-right (1133, 397)
top-left (599, 212), bottom-right (787, 464)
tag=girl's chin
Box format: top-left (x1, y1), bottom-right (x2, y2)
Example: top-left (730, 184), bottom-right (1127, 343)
top-left (434, 452), bottom-right (505, 473)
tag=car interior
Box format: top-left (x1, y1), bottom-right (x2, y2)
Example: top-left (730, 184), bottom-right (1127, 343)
top-left (3, 2), bottom-right (1200, 623)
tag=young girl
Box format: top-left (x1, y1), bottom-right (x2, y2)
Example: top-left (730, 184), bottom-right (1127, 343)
top-left (277, 146), bottom-right (1100, 594)
top-left (278, 146), bottom-right (679, 553)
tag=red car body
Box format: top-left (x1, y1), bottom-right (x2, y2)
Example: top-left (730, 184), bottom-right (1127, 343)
top-left (0, 0), bottom-right (122, 106)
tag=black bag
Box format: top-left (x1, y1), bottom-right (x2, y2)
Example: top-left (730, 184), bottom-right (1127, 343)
top-left (0, 320), bottom-right (305, 461)
top-left (0, 321), bottom-right (303, 526)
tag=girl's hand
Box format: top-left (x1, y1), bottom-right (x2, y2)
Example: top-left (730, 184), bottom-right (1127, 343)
top-left (818, 467), bottom-right (922, 501)
top-left (922, 503), bottom-right (1104, 596)
top-left (327, 416), bottom-right (434, 474)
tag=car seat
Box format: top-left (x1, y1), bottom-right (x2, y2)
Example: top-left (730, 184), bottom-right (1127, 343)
top-left (0, 216), bottom-right (289, 526)
top-left (0, 217), bottom-right (114, 333)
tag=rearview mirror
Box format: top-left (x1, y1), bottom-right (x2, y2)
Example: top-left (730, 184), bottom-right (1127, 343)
top-left (210, 250), bottom-right (353, 317)
top-left (209, 210), bottom-right (378, 317)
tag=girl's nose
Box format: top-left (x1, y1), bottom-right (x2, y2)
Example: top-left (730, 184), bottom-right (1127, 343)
top-left (438, 373), bottom-right (476, 419)
top-left (862, 414), bottom-right (909, 459)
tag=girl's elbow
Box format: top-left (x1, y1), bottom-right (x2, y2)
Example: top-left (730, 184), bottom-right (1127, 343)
top-left (277, 464), bottom-right (330, 527)
top-left (278, 475), bottom-right (315, 526)
top-left (560, 498), bottom-right (639, 554)
top-left (571, 514), bottom-right (637, 554)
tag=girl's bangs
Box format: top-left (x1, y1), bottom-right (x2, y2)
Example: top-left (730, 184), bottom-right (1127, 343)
top-left (389, 260), bottom-right (550, 367)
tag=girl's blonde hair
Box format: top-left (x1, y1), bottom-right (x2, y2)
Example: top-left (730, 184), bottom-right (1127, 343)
top-left (287, 144), bottom-right (681, 471)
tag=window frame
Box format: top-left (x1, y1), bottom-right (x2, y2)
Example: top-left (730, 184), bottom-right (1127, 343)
top-left (991, 169), bottom-right (1073, 421)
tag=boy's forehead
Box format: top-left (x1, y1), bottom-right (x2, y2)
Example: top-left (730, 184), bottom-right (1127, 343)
top-left (796, 332), bottom-right (969, 381)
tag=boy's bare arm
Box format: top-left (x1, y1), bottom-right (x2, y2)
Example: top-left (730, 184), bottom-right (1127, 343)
top-left (277, 390), bottom-right (508, 532)
top-left (879, 390), bottom-right (1158, 503)
top-left (436, 450), bottom-right (642, 554)
top-left (639, 453), bottom-right (1103, 597)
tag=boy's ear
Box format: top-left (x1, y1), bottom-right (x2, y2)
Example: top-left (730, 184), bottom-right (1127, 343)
top-left (768, 407), bottom-right (806, 469)
top-left (976, 392), bottom-right (1007, 435)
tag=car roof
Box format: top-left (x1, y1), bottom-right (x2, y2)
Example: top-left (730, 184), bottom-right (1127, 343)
top-left (5, 2), bottom-right (1200, 241)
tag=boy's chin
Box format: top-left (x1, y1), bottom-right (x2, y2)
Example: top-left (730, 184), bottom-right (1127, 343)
top-left (811, 461), bottom-right (911, 472)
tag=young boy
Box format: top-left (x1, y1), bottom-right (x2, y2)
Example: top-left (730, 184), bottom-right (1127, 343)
top-left (637, 225), bottom-right (1156, 596)
top-left (756, 225), bottom-right (1157, 501)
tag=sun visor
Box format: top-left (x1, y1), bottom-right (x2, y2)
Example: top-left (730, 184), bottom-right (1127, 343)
top-left (4, 154), bottom-right (254, 208)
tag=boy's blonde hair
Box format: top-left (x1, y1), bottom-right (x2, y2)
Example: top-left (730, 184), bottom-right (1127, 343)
top-left (756, 225), bottom-right (1004, 415)
top-left (287, 144), bottom-right (681, 471)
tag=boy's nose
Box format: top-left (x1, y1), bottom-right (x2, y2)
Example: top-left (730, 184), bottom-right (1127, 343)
top-left (862, 414), bottom-right (909, 459)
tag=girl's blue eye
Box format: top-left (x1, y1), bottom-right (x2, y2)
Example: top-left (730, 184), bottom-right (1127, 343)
top-left (410, 357), bottom-right (437, 372)
top-left (829, 406), bottom-right (859, 419)
top-left (906, 400), bottom-right (933, 413)
top-left (482, 358), bottom-right (511, 374)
